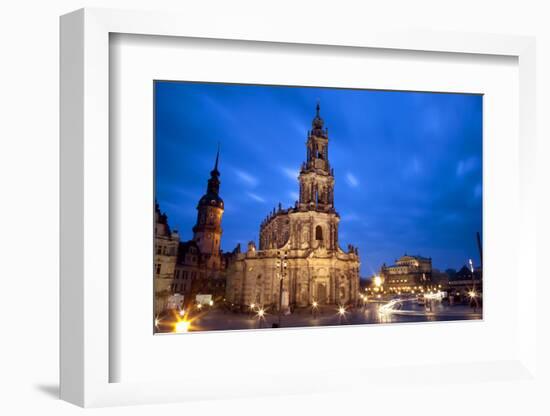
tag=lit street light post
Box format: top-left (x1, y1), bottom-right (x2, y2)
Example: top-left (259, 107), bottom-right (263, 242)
top-left (338, 305), bottom-right (346, 325)
top-left (469, 258), bottom-right (479, 313)
top-left (257, 307), bottom-right (265, 328)
top-left (276, 250), bottom-right (288, 327)
top-left (312, 300), bottom-right (318, 318)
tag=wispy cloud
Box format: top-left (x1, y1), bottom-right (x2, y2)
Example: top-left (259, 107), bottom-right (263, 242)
top-left (200, 94), bottom-right (236, 124)
top-left (345, 172), bottom-right (359, 188)
top-left (288, 117), bottom-right (309, 138)
top-left (440, 212), bottom-right (460, 223)
top-left (404, 156), bottom-right (423, 177)
top-left (235, 169), bottom-right (259, 187)
top-left (456, 156), bottom-right (479, 177)
top-left (247, 192), bottom-right (266, 203)
top-left (281, 167), bottom-right (299, 181)
top-left (340, 212), bottom-right (360, 222)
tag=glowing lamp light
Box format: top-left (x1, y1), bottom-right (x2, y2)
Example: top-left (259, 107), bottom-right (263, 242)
top-left (312, 301), bottom-right (318, 308)
top-left (197, 303), bottom-right (203, 310)
top-left (250, 303), bottom-right (255, 309)
top-left (257, 308), bottom-right (265, 318)
top-left (373, 276), bottom-right (382, 287)
top-left (209, 300), bottom-right (214, 306)
top-left (338, 306), bottom-right (346, 316)
top-left (174, 320), bottom-right (190, 333)
top-left (179, 309), bottom-right (185, 316)
top-left (154, 317), bottom-right (160, 328)
top-left (469, 290), bottom-right (476, 298)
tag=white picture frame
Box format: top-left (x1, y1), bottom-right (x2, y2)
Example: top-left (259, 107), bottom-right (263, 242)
top-left (60, 7), bottom-right (538, 408)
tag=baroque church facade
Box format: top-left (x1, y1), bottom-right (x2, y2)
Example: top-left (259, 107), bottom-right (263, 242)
top-left (225, 104), bottom-right (360, 309)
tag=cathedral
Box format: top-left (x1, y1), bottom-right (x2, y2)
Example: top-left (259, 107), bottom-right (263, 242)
top-left (225, 104), bottom-right (361, 309)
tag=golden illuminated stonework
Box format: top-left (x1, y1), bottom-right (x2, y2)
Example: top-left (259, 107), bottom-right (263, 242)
top-left (225, 104), bottom-right (360, 310)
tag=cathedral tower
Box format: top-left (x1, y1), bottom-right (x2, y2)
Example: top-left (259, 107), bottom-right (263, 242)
top-left (193, 147), bottom-right (224, 255)
top-left (298, 103), bottom-right (335, 212)
top-left (228, 103), bottom-right (360, 309)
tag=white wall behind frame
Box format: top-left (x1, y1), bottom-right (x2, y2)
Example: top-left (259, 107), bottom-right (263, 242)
top-left (1, 0), bottom-right (548, 414)
top-left (110, 34), bottom-right (519, 383)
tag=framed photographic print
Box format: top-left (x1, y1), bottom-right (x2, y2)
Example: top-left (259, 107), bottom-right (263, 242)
top-left (152, 81), bottom-right (484, 334)
top-left (60, 7), bottom-right (539, 409)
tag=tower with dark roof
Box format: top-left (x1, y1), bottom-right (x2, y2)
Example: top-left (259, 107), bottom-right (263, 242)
top-left (192, 146), bottom-right (224, 255)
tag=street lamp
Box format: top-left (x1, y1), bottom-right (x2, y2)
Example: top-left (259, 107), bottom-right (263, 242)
top-left (468, 289), bottom-right (479, 313)
top-left (276, 250), bottom-right (288, 326)
top-left (468, 259), bottom-right (479, 313)
top-left (312, 300), bottom-right (319, 318)
top-left (338, 305), bottom-right (346, 324)
top-left (256, 307), bottom-right (266, 328)
top-left (174, 319), bottom-right (190, 333)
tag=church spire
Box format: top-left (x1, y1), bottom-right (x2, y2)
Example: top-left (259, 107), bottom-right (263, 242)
top-left (311, 102), bottom-right (326, 136)
top-left (193, 145), bottom-right (224, 254)
top-left (298, 102), bottom-right (334, 211)
top-left (205, 145), bottom-right (221, 196)
top-left (213, 142), bottom-right (220, 174)
top-left (211, 143), bottom-right (220, 177)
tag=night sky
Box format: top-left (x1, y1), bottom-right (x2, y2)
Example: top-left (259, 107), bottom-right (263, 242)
top-left (155, 81), bottom-right (482, 277)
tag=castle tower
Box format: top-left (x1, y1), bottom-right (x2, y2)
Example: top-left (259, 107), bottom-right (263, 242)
top-left (298, 103), bottom-right (335, 212)
top-left (192, 146), bottom-right (224, 255)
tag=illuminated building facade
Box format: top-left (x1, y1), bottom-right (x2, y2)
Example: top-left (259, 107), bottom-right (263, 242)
top-left (380, 254), bottom-right (433, 293)
top-left (225, 104), bottom-right (361, 309)
top-left (154, 203), bottom-right (180, 314)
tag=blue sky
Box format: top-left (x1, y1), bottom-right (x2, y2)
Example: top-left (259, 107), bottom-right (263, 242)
top-left (155, 81), bottom-right (482, 276)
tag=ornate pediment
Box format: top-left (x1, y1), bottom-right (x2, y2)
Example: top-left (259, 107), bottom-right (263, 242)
top-left (309, 245), bottom-right (330, 258)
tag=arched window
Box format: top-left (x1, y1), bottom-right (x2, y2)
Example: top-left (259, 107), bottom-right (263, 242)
top-left (315, 225), bottom-right (323, 241)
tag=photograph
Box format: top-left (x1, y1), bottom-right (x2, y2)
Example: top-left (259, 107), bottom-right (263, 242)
top-left (153, 81), bottom-right (483, 333)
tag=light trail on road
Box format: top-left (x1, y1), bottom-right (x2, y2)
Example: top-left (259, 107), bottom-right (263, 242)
top-left (378, 298), bottom-right (481, 318)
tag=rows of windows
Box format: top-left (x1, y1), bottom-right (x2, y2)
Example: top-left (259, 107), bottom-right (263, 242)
top-left (156, 244), bottom-right (175, 256)
top-left (171, 282), bottom-right (190, 293)
top-left (174, 270), bottom-right (189, 280)
top-left (173, 270), bottom-right (206, 280)
top-left (170, 280), bottom-right (225, 293)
